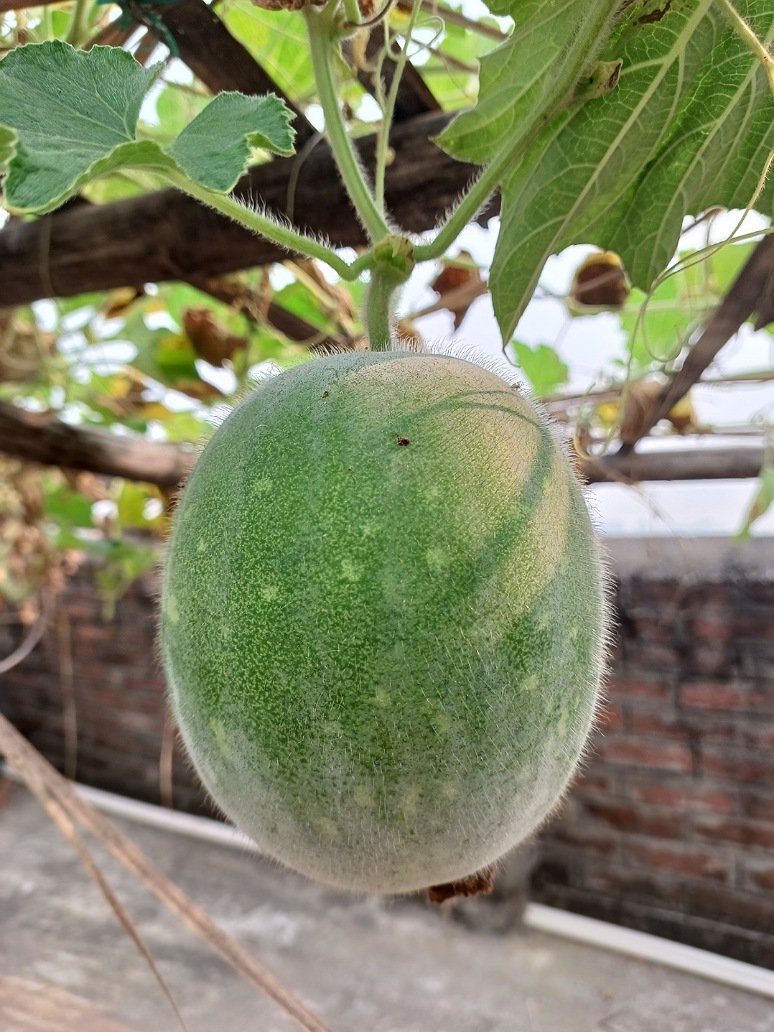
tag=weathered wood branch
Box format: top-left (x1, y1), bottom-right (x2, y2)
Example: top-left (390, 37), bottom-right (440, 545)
top-left (0, 402), bottom-right (196, 489)
top-left (0, 400), bottom-right (762, 488)
top-left (0, 111), bottom-right (490, 306)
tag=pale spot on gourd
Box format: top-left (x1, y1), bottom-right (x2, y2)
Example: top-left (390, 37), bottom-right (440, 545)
top-left (425, 546), bottom-right (449, 573)
top-left (374, 685), bottom-right (391, 707)
top-left (260, 583), bottom-right (280, 602)
top-left (340, 558), bottom-right (360, 583)
top-left (166, 594), bottom-right (179, 625)
top-left (211, 717), bottom-right (232, 759)
top-left (251, 476), bottom-right (273, 496)
top-left (196, 538), bottom-right (208, 554)
top-left (441, 781), bottom-right (459, 800)
top-left (522, 674), bottom-right (539, 693)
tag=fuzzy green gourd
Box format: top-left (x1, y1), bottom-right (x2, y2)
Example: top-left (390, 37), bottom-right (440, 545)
top-left (161, 350), bottom-right (607, 893)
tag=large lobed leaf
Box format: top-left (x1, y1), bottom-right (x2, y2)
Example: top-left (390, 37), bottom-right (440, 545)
top-left (0, 41), bottom-right (295, 214)
top-left (441, 0), bottom-right (774, 343)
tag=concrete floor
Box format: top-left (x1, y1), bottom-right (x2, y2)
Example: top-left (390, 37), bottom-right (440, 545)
top-left (1, 782), bottom-right (773, 1032)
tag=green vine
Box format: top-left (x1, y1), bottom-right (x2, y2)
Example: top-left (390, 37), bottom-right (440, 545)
top-left (303, 2), bottom-right (391, 244)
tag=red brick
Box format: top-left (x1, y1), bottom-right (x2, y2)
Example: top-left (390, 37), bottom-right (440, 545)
top-left (686, 882), bottom-right (774, 932)
top-left (693, 816), bottom-right (774, 849)
top-left (584, 863), bottom-right (686, 906)
top-left (569, 771), bottom-right (613, 794)
top-left (628, 842), bottom-right (730, 882)
top-left (701, 748), bottom-right (774, 783)
top-left (743, 862), bottom-right (774, 892)
top-left (689, 646), bottom-right (731, 677)
top-left (742, 724), bottom-right (774, 749)
top-left (73, 624), bottom-right (115, 642)
top-left (636, 643), bottom-right (681, 669)
top-left (628, 781), bottom-right (736, 814)
top-left (731, 614), bottom-right (774, 640)
top-left (546, 825), bottom-right (617, 856)
top-left (679, 681), bottom-right (752, 710)
top-left (741, 792), bottom-right (774, 822)
top-left (625, 709), bottom-right (688, 738)
top-left (691, 616), bottom-right (734, 642)
top-left (585, 800), bottom-right (684, 838)
top-left (608, 677), bottom-right (671, 700)
top-left (594, 736), bottom-right (693, 773)
top-left (633, 618), bottom-right (673, 642)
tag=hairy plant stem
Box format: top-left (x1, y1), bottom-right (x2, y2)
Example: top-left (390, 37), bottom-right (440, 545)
top-left (365, 265), bottom-right (400, 350)
top-left (414, 3), bottom-right (620, 263)
top-left (374, 0), bottom-right (422, 210)
top-left (165, 169), bottom-right (364, 281)
top-left (304, 3), bottom-right (391, 243)
top-left (716, 0), bottom-right (774, 96)
top-left (413, 156), bottom-right (505, 263)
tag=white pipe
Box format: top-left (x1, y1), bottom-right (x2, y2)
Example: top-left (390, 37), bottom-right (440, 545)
top-left (8, 768), bottom-right (774, 1000)
top-left (522, 903), bottom-right (774, 1000)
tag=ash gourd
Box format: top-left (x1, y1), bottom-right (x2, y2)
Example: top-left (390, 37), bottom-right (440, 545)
top-left (161, 345), bottom-right (608, 895)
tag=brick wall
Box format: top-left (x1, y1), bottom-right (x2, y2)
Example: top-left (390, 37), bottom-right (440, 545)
top-left (534, 537), bottom-right (774, 968)
top-left (1, 537), bottom-right (772, 966)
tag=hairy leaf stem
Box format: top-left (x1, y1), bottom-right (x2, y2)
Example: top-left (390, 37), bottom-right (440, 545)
top-left (166, 169), bottom-right (364, 281)
top-left (304, 4), bottom-right (391, 242)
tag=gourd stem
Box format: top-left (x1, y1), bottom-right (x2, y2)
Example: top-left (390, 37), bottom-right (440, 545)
top-left (304, 4), bottom-right (391, 242)
top-left (165, 169), bottom-right (363, 281)
top-left (365, 265), bottom-right (399, 351)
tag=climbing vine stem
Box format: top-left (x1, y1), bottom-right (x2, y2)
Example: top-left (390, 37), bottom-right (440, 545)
top-left (304, 2), bottom-right (391, 243)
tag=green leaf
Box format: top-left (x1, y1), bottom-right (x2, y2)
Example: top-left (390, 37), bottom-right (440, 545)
top-left (43, 483), bottom-right (94, 529)
top-left (737, 462), bottom-right (774, 538)
top-left (0, 43), bottom-right (162, 213)
top-left (489, 1), bottom-right (774, 341)
top-left (168, 91), bottom-right (295, 190)
top-left (0, 41), bottom-right (295, 214)
top-left (510, 341), bottom-right (568, 397)
top-left (436, 1), bottom-right (617, 163)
